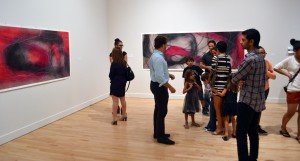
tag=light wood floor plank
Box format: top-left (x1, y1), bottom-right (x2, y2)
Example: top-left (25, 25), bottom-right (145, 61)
top-left (0, 98), bottom-right (299, 161)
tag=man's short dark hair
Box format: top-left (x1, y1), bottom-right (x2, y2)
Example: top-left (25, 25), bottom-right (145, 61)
top-left (242, 28), bottom-right (260, 48)
top-left (207, 40), bottom-right (216, 46)
top-left (185, 56), bottom-right (194, 62)
top-left (216, 41), bottom-right (227, 53)
top-left (154, 36), bottom-right (167, 49)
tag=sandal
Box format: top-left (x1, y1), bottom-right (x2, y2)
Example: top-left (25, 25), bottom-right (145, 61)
top-left (222, 136), bottom-right (229, 141)
top-left (212, 130), bottom-right (223, 135)
top-left (184, 124), bottom-right (189, 129)
top-left (191, 122), bottom-right (200, 127)
top-left (296, 138), bottom-right (300, 144)
top-left (280, 130), bottom-right (291, 137)
top-left (231, 134), bottom-right (236, 138)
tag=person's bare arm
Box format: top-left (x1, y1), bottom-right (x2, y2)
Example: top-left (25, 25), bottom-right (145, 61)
top-left (274, 68), bottom-right (292, 80)
top-left (200, 62), bottom-right (212, 71)
top-left (183, 82), bottom-right (192, 94)
top-left (163, 82), bottom-right (176, 93)
top-left (216, 88), bottom-right (227, 97)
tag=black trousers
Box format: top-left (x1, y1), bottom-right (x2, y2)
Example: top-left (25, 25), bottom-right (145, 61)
top-left (236, 103), bottom-right (260, 161)
top-left (150, 81), bottom-right (169, 138)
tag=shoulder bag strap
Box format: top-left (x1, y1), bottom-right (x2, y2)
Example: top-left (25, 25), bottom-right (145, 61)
top-left (286, 67), bottom-right (300, 86)
top-left (126, 62), bottom-right (130, 92)
top-left (126, 81), bottom-right (130, 92)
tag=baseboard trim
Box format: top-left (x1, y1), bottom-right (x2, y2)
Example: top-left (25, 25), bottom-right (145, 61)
top-left (266, 97), bottom-right (286, 104)
top-left (0, 93), bottom-right (109, 145)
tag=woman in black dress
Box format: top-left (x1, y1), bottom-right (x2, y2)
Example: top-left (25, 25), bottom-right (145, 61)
top-left (109, 48), bottom-right (127, 125)
top-left (109, 38), bottom-right (127, 115)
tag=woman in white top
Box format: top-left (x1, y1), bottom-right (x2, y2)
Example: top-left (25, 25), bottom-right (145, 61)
top-left (274, 39), bottom-right (300, 143)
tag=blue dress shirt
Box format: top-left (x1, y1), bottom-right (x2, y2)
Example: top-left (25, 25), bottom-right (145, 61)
top-left (149, 50), bottom-right (169, 87)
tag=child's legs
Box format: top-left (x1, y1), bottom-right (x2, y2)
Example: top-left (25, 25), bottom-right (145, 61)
top-left (191, 113), bottom-right (195, 123)
top-left (185, 113), bottom-right (189, 124)
top-left (198, 89), bottom-right (204, 109)
top-left (204, 94), bottom-right (210, 108)
top-left (207, 96), bottom-right (216, 131)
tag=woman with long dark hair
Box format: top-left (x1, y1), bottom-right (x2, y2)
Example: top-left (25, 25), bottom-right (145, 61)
top-left (109, 48), bottom-right (127, 125)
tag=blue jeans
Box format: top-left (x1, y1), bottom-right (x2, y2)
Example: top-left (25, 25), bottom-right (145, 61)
top-left (203, 93), bottom-right (211, 110)
top-left (206, 96), bottom-right (216, 131)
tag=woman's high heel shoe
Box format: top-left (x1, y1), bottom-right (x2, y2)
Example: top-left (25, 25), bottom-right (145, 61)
top-left (119, 114), bottom-right (127, 121)
top-left (111, 118), bottom-right (118, 125)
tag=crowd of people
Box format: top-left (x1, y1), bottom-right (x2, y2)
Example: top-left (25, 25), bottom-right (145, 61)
top-left (108, 28), bottom-right (300, 161)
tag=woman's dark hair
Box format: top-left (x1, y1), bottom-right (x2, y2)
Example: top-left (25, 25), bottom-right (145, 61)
top-left (154, 36), bottom-right (167, 49)
top-left (216, 41), bottom-right (227, 53)
top-left (114, 38), bottom-right (122, 46)
top-left (111, 48), bottom-right (126, 67)
top-left (185, 56), bottom-right (194, 63)
top-left (290, 39), bottom-right (300, 52)
top-left (242, 28), bottom-right (260, 48)
top-left (207, 40), bottom-right (216, 46)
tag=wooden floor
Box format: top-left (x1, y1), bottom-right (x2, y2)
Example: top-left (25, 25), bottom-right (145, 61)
top-left (0, 98), bottom-right (299, 161)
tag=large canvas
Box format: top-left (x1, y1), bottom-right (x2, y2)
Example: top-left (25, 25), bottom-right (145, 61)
top-left (0, 26), bottom-right (70, 92)
top-left (143, 31), bottom-right (244, 70)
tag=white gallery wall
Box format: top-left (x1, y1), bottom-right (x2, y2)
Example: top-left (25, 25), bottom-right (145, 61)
top-left (0, 0), bottom-right (109, 144)
top-left (107, 0), bottom-right (300, 103)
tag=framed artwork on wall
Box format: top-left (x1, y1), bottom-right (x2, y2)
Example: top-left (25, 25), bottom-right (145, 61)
top-left (143, 31), bottom-right (244, 70)
top-left (0, 25), bottom-right (70, 92)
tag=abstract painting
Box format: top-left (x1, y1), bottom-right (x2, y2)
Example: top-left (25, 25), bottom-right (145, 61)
top-left (0, 26), bottom-right (70, 92)
top-left (143, 31), bottom-right (244, 70)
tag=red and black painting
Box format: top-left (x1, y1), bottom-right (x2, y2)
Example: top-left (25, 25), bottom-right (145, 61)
top-left (143, 32), bottom-right (244, 70)
top-left (0, 26), bottom-right (70, 92)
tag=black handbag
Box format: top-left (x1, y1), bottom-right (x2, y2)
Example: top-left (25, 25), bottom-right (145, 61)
top-left (126, 65), bottom-right (134, 81)
top-left (283, 67), bottom-right (300, 93)
top-left (125, 64), bottom-right (134, 92)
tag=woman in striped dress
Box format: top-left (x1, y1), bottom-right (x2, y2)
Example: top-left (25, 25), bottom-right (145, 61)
top-left (210, 41), bottom-right (231, 135)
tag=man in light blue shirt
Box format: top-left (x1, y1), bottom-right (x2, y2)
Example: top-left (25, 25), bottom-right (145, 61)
top-left (150, 35), bottom-right (176, 145)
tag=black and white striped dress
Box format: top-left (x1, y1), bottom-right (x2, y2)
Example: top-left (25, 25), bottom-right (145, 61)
top-left (211, 54), bottom-right (231, 92)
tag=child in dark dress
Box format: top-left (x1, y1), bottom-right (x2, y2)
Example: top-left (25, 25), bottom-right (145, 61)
top-left (182, 56), bottom-right (206, 115)
top-left (215, 74), bottom-right (239, 141)
top-left (182, 69), bottom-right (201, 129)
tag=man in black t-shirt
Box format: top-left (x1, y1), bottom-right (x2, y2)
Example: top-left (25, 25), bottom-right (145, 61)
top-left (200, 40), bottom-right (216, 73)
top-left (199, 40), bottom-right (216, 115)
top-left (183, 56), bottom-right (205, 115)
